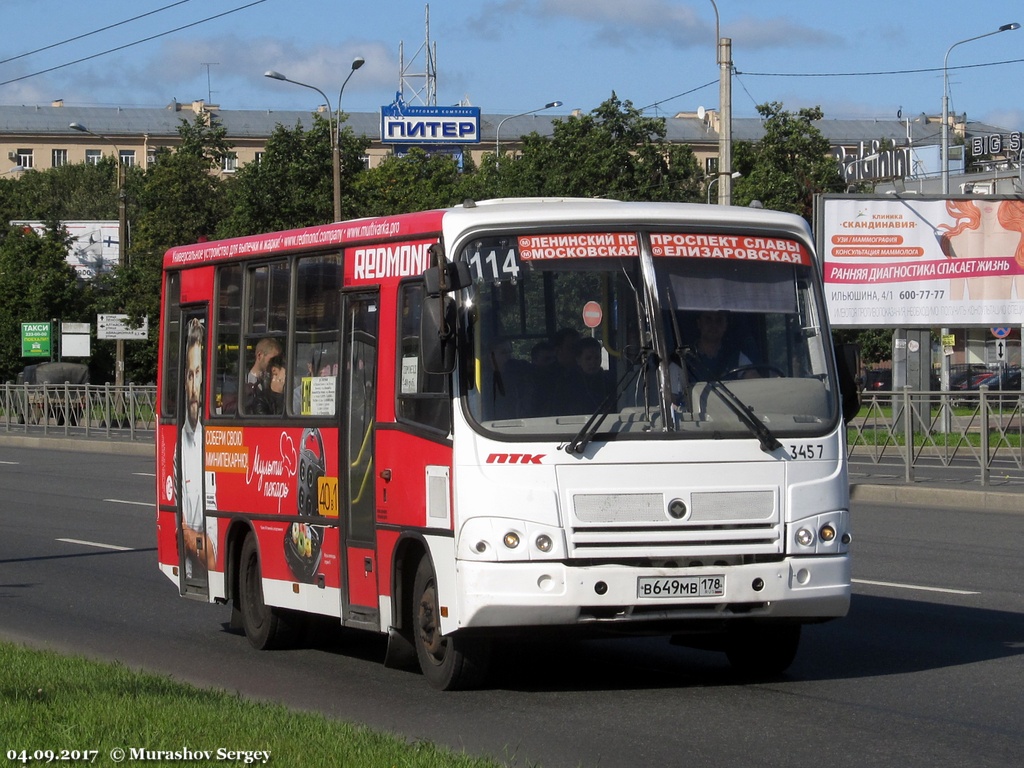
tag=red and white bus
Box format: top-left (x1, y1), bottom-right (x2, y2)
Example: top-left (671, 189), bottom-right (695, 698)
top-left (156, 198), bottom-right (858, 689)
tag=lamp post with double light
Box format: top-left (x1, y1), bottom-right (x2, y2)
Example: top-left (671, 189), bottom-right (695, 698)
top-left (70, 121), bottom-right (127, 390)
top-left (265, 56), bottom-right (365, 221)
top-left (495, 100), bottom-right (562, 158)
top-left (941, 23), bottom-right (1019, 194)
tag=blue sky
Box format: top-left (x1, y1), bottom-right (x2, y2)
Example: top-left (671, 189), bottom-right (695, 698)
top-left (3, 0), bottom-right (1024, 130)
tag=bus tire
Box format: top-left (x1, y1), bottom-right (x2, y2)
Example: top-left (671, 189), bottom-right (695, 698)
top-left (412, 556), bottom-right (490, 690)
top-left (238, 534), bottom-right (300, 650)
top-left (725, 623), bottom-right (801, 678)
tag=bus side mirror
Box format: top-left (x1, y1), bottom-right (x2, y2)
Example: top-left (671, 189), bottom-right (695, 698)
top-left (835, 342), bottom-right (861, 423)
top-left (423, 260), bottom-right (472, 297)
top-left (421, 295), bottom-right (457, 374)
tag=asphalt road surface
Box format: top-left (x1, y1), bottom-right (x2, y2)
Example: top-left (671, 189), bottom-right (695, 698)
top-left (1, 444), bottom-right (1022, 768)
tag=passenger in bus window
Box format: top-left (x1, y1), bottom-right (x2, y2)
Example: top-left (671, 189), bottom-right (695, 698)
top-left (245, 337), bottom-right (282, 412)
top-left (251, 355), bottom-right (287, 415)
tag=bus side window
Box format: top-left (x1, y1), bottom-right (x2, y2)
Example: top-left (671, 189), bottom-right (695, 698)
top-left (396, 281), bottom-right (450, 432)
top-left (212, 264), bottom-right (242, 415)
top-left (293, 253), bottom-right (341, 416)
top-left (242, 260), bottom-right (289, 416)
top-left (160, 272), bottom-right (181, 419)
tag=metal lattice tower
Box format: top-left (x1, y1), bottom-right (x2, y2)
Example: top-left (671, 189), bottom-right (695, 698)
top-left (398, 4), bottom-right (437, 106)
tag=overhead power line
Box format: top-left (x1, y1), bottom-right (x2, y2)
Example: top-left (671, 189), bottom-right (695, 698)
top-left (0, 0), bottom-right (268, 88)
top-left (0, 0), bottom-right (196, 66)
top-left (737, 57), bottom-right (1024, 79)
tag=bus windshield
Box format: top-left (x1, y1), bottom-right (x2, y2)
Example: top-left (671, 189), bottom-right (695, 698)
top-left (460, 229), bottom-right (838, 440)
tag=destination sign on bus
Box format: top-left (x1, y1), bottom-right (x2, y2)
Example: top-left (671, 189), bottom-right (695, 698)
top-left (650, 233), bottom-right (811, 265)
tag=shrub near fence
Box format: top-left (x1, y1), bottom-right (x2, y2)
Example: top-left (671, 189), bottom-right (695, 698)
top-left (0, 383), bottom-right (156, 439)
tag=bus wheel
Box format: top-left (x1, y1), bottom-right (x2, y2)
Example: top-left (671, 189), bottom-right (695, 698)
top-left (725, 623), bottom-right (801, 678)
top-left (238, 534), bottom-right (299, 650)
top-left (412, 557), bottom-right (490, 690)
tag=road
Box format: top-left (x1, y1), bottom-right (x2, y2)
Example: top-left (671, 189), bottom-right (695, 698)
top-left (1, 443), bottom-right (1022, 768)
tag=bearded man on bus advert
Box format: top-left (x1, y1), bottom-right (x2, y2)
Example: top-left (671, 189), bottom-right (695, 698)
top-left (176, 317), bottom-right (216, 578)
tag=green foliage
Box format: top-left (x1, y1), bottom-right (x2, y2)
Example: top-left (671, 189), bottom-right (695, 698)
top-left (2, 641), bottom-right (502, 768)
top-left (733, 102), bottom-right (846, 220)
top-left (0, 225), bottom-right (85, 381)
top-left (1, 161), bottom-right (120, 222)
top-left (485, 93), bottom-right (703, 202)
top-left (0, 97), bottom-right (883, 383)
top-left (133, 119), bottom-right (228, 255)
top-left (219, 116), bottom-right (371, 235)
top-left (833, 328), bottom-right (893, 365)
top-left (354, 147), bottom-right (474, 215)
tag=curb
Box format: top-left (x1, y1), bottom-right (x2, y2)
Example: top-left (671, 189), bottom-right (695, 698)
top-left (0, 433), bottom-right (153, 457)
top-left (2, 433), bottom-right (1021, 511)
top-left (850, 482), bottom-right (1024, 513)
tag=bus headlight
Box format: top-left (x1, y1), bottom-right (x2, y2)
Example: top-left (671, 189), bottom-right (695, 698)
top-left (458, 519), bottom-right (567, 561)
top-left (788, 511), bottom-right (850, 555)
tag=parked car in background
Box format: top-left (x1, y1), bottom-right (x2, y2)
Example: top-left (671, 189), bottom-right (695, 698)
top-left (864, 369), bottom-right (892, 392)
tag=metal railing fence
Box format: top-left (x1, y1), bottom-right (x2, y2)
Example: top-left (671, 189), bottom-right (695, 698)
top-left (847, 385), bottom-right (1024, 486)
top-left (0, 382), bottom-right (156, 440)
top-left (3, 382), bottom-right (1022, 483)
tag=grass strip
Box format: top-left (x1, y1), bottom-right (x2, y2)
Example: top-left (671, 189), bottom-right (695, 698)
top-left (0, 641), bottom-right (504, 767)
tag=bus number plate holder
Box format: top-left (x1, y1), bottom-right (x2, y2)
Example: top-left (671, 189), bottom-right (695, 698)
top-left (637, 575), bottom-right (725, 598)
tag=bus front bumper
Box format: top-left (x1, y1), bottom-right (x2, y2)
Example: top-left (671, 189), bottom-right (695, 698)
top-left (451, 556), bottom-right (850, 631)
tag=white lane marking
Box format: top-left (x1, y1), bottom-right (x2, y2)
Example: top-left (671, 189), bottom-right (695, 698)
top-left (133, 472), bottom-right (156, 477)
top-left (0, 460), bottom-right (20, 465)
top-left (104, 498), bottom-right (151, 507)
top-left (853, 578), bottom-right (979, 596)
top-left (56, 538), bottom-right (133, 552)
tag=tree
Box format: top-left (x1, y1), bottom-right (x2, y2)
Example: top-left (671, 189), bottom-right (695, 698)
top-left (132, 118), bottom-right (229, 255)
top-left (353, 148), bottom-right (475, 216)
top-left (0, 225), bottom-right (86, 381)
top-left (482, 94), bottom-right (703, 202)
top-left (732, 102), bottom-right (845, 220)
top-left (103, 116), bottom-right (233, 383)
top-left (219, 116), bottom-right (370, 235)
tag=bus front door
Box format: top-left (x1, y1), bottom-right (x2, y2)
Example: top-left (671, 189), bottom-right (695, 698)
top-left (340, 292), bottom-right (379, 628)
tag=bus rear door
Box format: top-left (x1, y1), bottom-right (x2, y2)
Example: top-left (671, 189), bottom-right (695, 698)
top-left (340, 291), bottom-right (380, 627)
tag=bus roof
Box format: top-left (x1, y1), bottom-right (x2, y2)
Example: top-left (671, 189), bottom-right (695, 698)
top-left (164, 198), bottom-right (814, 270)
top-left (163, 208), bottom-right (446, 269)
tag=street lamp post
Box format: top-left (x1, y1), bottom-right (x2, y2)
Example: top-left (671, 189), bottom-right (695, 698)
top-left (707, 171), bottom-right (741, 205)
top-left (709, 0), bottom-right (733, 205)
top-left (941, 23), bottom-right (1019, 195)
top-left (69, 121), bottom-right (127, 390)
top-left (938, 21), bottom-right (1018, 426)
top-left (265, 56), bottom-right (365, 222)
top-left (495, 101), bottom-right (562, 158)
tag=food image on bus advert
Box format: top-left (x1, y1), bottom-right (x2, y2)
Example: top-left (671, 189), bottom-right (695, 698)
top-left (283, 427), bottom-right (326, 581)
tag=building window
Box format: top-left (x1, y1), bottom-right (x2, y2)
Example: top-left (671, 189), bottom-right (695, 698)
top-left (222, 153), bottom-right (237, 173)
top-left (254, 151), bottom-right (265, 165)
top-left (52, 149), bottom-right (68, 167)
top-left (85, 149), bottom-right (102, 165)
top-left (16, 149), bottom-right (33, 169)
top-left (119, 149), bottom-right (135, 167)
top-left (705, 157), bottom-right (719, 176)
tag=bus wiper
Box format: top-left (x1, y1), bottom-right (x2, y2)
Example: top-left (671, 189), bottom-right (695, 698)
top-left (564, 349), bottom-right (651, 455)
top-left (683, 350), bottom-right (782, 454)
